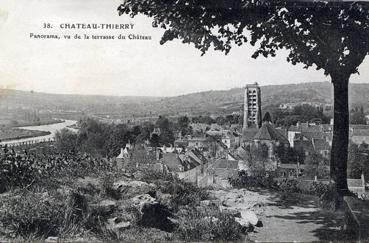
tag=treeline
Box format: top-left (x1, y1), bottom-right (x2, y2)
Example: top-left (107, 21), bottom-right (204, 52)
top-left (265, 104), bottom-right (331, 127)
top-left (55, 116), bottom-right (194, 157)
top-left (191, 114), bottom-right (242, 126)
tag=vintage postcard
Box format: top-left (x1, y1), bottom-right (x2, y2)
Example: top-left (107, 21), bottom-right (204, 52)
top-left (0, 0), bottom-right (369, 242)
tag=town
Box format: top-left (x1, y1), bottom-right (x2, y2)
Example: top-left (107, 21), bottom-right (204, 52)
top-left (110, 83), bottom-right (367, 195)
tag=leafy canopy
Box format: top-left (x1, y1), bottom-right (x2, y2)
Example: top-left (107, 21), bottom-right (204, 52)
top-left (119, 0), bottom-right (369, 77)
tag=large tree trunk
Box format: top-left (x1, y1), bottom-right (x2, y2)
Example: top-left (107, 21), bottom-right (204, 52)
top-left (330, 73), bottom-right (350, 196)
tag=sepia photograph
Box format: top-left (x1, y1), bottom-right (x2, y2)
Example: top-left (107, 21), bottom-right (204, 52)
top-left (0, 0), bottom-right (369, 242)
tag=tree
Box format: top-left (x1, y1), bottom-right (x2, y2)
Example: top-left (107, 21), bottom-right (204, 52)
top-left (262, 112), bottom-right (272, 123)
top-left (119, 0), bottom-right (369, 196)
top-left (150, 133), bottom-right (160, 148)
top-left (177, 116), bottom-right (191, 136)
top-left (215, 116), bottom-right (227, 126)
top-left (350, 106), bottom-right (367, 124)
top-left (55, 128), bottom-right (78, 153)
top-left (155, 116), bottom-right (175, 145)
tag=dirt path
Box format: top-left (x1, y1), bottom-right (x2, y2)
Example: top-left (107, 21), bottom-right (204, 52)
top-left (210, 189), bottom-right (348, 242)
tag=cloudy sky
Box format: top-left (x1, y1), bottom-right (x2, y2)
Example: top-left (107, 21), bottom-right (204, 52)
top-left (0, 0), bottom-right (368, 97)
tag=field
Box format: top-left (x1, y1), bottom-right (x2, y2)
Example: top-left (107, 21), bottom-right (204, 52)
top-left (0, 128), bottom-right (50, 141)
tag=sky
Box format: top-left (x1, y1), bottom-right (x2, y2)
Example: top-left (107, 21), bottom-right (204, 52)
top-left (0, 0), bottom-right (369, 97)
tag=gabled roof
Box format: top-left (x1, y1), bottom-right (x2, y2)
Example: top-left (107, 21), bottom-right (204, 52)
top-left (351, 129), bottom-right (369, 137)
top-left (347, 179), bottom-right (364, 188)
top-left (294, 139), bottom-right (314, 152)
top-left (161, 153), bottom-right (184, 172)
top-left (186, 148), bottom-right (208, 164)
top-left (242, 128), bottom-right (259, 141)
top-left (212, 159), bottom-right (239, 169)
top-left (313, 138), bottom-right (330, 151)
top-left (302, 131), bottom-right (325, 140)
top-left (254, 122), bottom-right (289, 145)
top-left (289, 123), bottom-right (323, 133)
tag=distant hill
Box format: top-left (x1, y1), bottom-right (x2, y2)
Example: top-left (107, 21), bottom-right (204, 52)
top-left (1, 82), bottom-right (369, 119)
top-left (153, 82), bottom-right (369, 116)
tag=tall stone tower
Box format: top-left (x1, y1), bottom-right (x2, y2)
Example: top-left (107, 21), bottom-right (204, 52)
top-left (243, 82), bottom-right (262, 129)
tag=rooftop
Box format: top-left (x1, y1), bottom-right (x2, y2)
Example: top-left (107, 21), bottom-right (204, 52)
top-left (254, 122), bottom-right (289, 145)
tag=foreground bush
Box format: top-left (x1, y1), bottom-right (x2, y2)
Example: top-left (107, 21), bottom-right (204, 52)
top-left (229, 171), bottom-right (331, 198)
top-left (0, 191), bottom-right (66, 239)
top-left (0, 146), bottom-right (113, 192)
top-left (229, 170), bottom-right (276, 190)
top-left (174, 207), bottom-right (243, 241)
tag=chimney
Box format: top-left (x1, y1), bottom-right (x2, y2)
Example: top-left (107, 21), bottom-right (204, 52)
top-left (361, 173), bottom-right (365, 188)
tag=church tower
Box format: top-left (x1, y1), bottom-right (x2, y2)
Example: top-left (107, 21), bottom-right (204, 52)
top-left (243, 82), bottom-right (262, 129)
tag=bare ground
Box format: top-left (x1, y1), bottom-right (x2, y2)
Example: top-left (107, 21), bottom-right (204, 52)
top-left (210, 189), bottom-right (353, 242)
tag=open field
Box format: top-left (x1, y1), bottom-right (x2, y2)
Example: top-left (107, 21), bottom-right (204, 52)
top-left (0, 128), bottom-right (50, 142)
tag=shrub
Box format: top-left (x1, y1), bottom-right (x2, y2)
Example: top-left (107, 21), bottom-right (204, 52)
top-left (229, 171), bottom-right (331, 198)
top-left (174, 207), bottom-right (243, 241)
top-left (170, 181), bottom-right (210, 210)
top-left (139, 168), bottom-right (175, 183)
top-left (229, 171), bottom-right (276, 190)
top-left (0, 191), bottom-right (66, 239)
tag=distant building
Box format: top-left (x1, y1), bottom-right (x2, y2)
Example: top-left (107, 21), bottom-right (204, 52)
top-left (116, 144), bottom-right (131, 169)
top-left (253, 121), bottom-right (290, 165)
top-left (350, 125), bottom-right (369, 145)
top-left (243, 83), bottom-right (262, 130)
top-left (206, 129), bottom-right (241, 149)
top-left (288, 122), bottom-right (332, 147)
top-left (187, 137), bottom-right (212, 149)
top-left (347, 173), bottom-right (366, 195)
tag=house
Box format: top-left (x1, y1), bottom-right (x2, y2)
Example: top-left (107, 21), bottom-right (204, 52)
top-left (116, 144), bottom-right (131, 169)
top-left (350, 125), bottom-right (369, 145)
top-left (294, 135), bottom-right (315, 157)
top-left (205, 159), bottom-right (240, 188)
top-left (347, 173), bottom-right (366, 195)
top-left (253, 121), bottom-right (290, 159)
top-left (312, 138), bottom-right (330, 158)
top-left (189, 123), bottom-right (210, 134)
top-left (288, 122), bottom-right (333, 158)
top-left (206, 129), bottom-right (240, 149)
top-left (185, 148), bottom-right (208, 165)
top-left (174, 139), bottom-right (189, 149)
top-left (160, 153), bottom-right (188, 172)
top-left (242, 128), bottom-right (259, 143)
top-left (277, 163), bottom-right (330, 179)
top-left (277, 163), bottom-right (305, 178)
top-left (188, 137), bottom-right (212, 149)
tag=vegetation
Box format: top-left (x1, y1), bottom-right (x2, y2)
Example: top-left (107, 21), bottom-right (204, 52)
top-left (266, 104), bottom-right (330, 127)
top-left (0, 128), bottom-right (50, 142)
top-left (275, 144), bottom-right (304, 164)
top-left (0, 144), bottom-right (245, 241)
top-left (0, 120), bottom-right (245, 241)
top-left (347, 142), bottom-right (369, 179)
top-left (229, 171), bottom-right (337, 210)
top-left (2, 83), bottom-right (369, 120)
top-left (55, 117), bottom-right (179, 157)
top-left (350, 106), bottom-right (367, 125)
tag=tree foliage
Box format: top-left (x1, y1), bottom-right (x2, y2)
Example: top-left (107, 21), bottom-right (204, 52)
top-left (118, 0), bottom-right (369, 75)
top-left (55, 128), bottom-right (78, 154)
top-left (350, 106), bottom-right (367, 125)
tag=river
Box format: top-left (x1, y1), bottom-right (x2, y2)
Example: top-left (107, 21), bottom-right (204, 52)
top-left (0, 119), bottom-right (78, 146)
